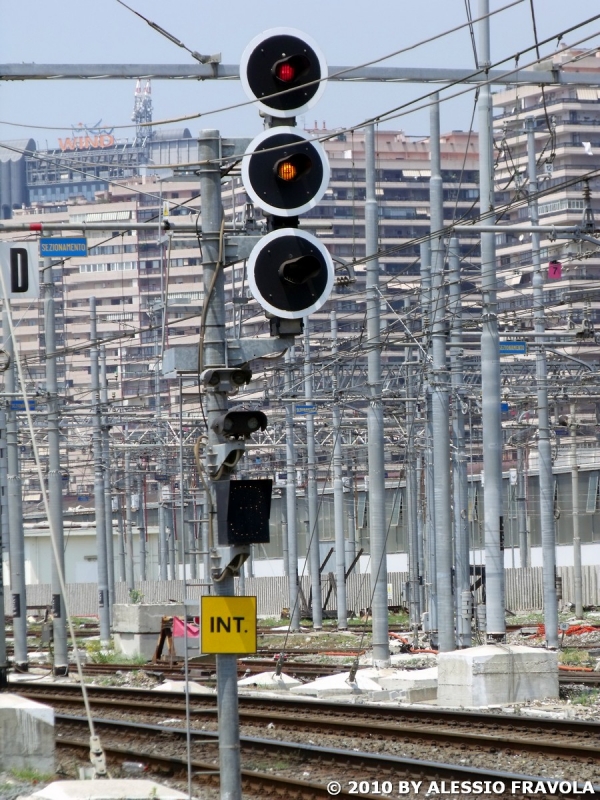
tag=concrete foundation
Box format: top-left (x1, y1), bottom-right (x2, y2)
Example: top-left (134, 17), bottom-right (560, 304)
top-left (0, 694), bottom-right (54, 773)
top-left (437, 644), bottom-right (558, 707)
top-left (171, 637), bottom-right (200, 659)
top-left (21, 779), bottom-right (189, 800)
top-left (112, 603), bottom-right (184, 660)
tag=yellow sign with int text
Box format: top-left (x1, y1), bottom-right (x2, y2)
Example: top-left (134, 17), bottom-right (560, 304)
top-left (201, 595), bottom-right (257, 654)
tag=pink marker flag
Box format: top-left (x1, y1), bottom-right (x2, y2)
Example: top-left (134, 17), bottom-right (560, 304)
top-left (172, 616), bottom-right (200, 638)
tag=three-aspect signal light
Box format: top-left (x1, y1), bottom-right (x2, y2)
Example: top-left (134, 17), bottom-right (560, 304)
top-left (241, 28), bottom-right (334, 322)
top-left (211, 410), bottom-right (268, 440)
top-left (242, 127), bottom-right (330, 218)
top-left (240, 27), bottom-right (327, 119)
top-left (201, 366), bottom-right (252, 394)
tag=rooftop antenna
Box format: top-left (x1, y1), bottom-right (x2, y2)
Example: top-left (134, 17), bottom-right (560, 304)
top-left (132, 79), bottom-right (153, 147)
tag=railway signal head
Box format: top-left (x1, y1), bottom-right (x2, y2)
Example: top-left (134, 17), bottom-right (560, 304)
top-left (240, 28), bottom-right (327, 119)
top-left (242, 127), bottom-right (330, 218)
top-left (211, 410), bottom-right (268, 440)
top-left (247, 228), bottom-right (334, 320)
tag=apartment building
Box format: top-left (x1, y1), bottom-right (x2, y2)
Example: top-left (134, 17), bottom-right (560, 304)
top-left (494, 48), bottom-right (600, 348)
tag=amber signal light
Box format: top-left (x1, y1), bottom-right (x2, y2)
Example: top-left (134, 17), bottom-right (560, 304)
top-left (277, 160), bottom-right (298, 181)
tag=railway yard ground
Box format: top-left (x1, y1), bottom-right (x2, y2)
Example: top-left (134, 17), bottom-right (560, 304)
top-left (3, 609), bottom-right (600, 799)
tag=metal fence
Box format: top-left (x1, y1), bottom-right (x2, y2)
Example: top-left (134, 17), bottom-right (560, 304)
top-left (7, 566), bottom-right (600, 618)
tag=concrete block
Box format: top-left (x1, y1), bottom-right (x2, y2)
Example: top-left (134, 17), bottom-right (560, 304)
top-left (361, 666), bottom-right (438, 693)
top-left (22, 779), bottom-right (189, 800)
top-left (437, 645), bottom-right (558, 708)
top-left (172, 635), bottom-right (199, 660)
top-left (112, 633), bottom-right (158, 660)
top-left (112, 603), bottom-right (184, 660)
top-left (0, 693), bottom-right (54, 773)
top-left (238, 671), bottom-right (301, 690)
top-left (112, 604), bottom-right (184, 634)
top-left (290, 670), bottom-right (383, 698)
top-left (405, 685), bottom-right (438, 703)
top-left (152, 680), bottom-right (214, 694)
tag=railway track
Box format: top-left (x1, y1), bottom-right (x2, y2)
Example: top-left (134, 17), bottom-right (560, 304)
top-left (16, 682), bottom-right (600, 770)
top-left (20, 657), bottom-right (599, 688)
top-left (55, 713), bottom-right (596, 800)
top-left (22, 656), bottom-right (355, 682)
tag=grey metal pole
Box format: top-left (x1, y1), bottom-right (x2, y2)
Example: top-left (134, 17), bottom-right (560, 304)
top-left (526, 116), bottom-right (558, 647)
top-left (331, 309), bottom-right (348, 629)
top-left (3, 323), bottom-right (28, 669)
top-left (124, 452), bottom-right (135, 592)
top-left (90, 297), bottom-right (111, 643)
top-left (420, 240), bottom-right (437, 639)
top-left (43, 259), bottom-right (68, 673)
top-left (0, 410), bottom-right (7, 564)
top-left (281, 518), bottom-right (289, 577)
top-left (99, 346), bottom-right (115, 610)
top-left (406, 362), bottom-right (420, 627)
top-left (570, 401), bottom-right (583, 618)
top-left (137, 476), bottom-right (147, 582)
top-left (365, 123), bottom-right (389, 666)
top-left (201, 488), bottom-right (211, 583)
top-left (169, 507), bottom-right (177, 580)
top-left (158, 498), bottom-right (168, 580)
top-left (0, 410), bottom-right (8, 687)
top-left (516, 445), bottom-right (528, 568)
top-left (200, 128), bottom-right (242, 800)
top-left (430, 95), bottom-right (455, 653)
top-left (416, 451), bottom-right (426, 614)
top-left (178, 376), bottom-right (187, 583)
top-left (478, 0), bottom-right (506, 639)
top-left (186, 493), bottom-right (197, 581)
top-left (449, 237), bottom-right (471, 648)
top-left (346, 487), bottom-right (357, 567)
top-left (304, 320), bottom-right (322, 629)
top-left (285, 347), bottom-right (300, 630)
top-left (117, 500), bottom-right (126, 583)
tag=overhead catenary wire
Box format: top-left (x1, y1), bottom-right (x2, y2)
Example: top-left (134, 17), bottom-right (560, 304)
top-left (0, 0), bottom-right (526, 134)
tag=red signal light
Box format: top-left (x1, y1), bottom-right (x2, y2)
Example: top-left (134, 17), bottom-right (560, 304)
top-left (275, 61), bottom-right (296, 83)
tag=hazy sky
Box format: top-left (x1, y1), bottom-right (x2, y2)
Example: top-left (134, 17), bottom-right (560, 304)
top-left (0, 0), bottom-right (599, 149)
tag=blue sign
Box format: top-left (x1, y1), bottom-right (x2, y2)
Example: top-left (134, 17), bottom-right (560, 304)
top-left (10, 399), bottom-right (35, 411)
top-left (295, 403), bottom-right (317, 415)
top-left (499, 341), bottom-right (527, 356)
top-left (40, 237), bottom-right (87, 258)
top-left (77, 495), bottom-right (90, 503)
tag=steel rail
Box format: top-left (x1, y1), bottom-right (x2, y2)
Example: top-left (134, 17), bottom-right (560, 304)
top-left (57, 714), bottom-right (595, 796)
top-left (17, 683), bottom-right (600, 752)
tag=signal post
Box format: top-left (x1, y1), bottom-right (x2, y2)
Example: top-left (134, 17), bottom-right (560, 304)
top-left (196, 29), bottom-right (334, 800)
top-left (240, 28), bottom-right (333, 627)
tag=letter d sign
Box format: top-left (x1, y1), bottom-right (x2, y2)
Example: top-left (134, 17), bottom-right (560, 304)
top-left (0, 242), bottom-right (39, 299)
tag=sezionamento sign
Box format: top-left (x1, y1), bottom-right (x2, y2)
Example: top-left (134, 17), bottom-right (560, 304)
top-left (40, 238), bottom-right (88, 257)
